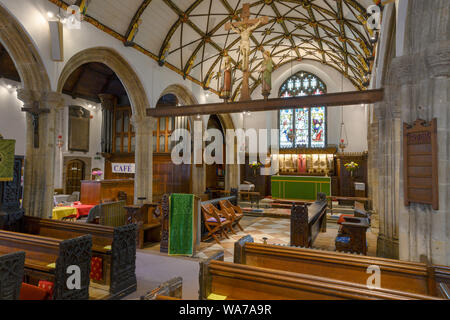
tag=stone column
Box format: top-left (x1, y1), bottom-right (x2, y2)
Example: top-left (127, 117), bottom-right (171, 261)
top-left (132, 116), bottom-right (156, 204)
top-left (17, 89), bottom-right (64, 218)
top-left (377, 0), bottom-right (450, 265)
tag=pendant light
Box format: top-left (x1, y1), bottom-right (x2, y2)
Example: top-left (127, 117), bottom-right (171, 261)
top-left (338, 73), bottom-right (348, 153)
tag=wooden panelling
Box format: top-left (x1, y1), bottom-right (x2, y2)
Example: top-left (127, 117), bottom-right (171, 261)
top-left (403, 119), bottom-right (438, 210)
top-left (81, 179), bottom-right (134, 205)
top-left (336, 152), bottom-right (368, 198)
top-left (153, 154), bottom-right (191, 202)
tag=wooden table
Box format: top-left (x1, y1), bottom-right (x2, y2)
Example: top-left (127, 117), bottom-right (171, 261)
top-left (52, 204), bottom-right (95, 220)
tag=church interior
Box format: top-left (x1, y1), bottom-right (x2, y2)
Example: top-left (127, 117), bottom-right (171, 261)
top-left (0, 0), bottom-right (449, 302)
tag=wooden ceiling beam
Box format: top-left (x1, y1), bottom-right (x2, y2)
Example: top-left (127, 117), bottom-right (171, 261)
top-left (125, 0), bottom-right (153, 40)
top-left (147, 88), bottom-right (383, 117)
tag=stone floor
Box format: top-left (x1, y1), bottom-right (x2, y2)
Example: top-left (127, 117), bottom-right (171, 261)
top-left (141, 214), bottom-right (378, 263)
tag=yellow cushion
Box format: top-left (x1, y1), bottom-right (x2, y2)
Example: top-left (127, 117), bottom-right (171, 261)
top-left (207, 293), bottom-right (227, 300)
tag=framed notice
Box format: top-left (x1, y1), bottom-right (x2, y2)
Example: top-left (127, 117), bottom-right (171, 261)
top-left (68, 106), bottom-right (90, 152)
top-left (403, 119), bottom-right (438, 210)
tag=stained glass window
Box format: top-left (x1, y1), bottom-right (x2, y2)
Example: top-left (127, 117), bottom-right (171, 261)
top-left (279, 109), bottom-right (294, 149)
top-left (279, 71), bottom-right (327, 149)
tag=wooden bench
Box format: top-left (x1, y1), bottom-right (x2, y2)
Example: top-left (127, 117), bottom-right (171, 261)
top-left (140, 277), bottom-right (183, 300)
top-left (16, 216), bottom-right (137, 299)
top-left (0, 230), bottom-right (92, 300)
top-left (0, 251), bottom-right (25, 300)
top-left (124, 203), bottom-right (161, 249)
top-left (199, 254), bottom-right (439, 300)
top-left (234, 236), bottom-right (450, 298)
top-left (290, 193), bottom-right (327, 248)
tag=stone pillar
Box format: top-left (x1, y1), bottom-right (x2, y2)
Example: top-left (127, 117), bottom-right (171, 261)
top-left (376, 0), bottom-right (450, 265)
top-left (17, 90), bottom-right (64, 218)
top-left (132, 116), bottom-right (156, 204)
top-left (98, 94), bottom-right (117, 154)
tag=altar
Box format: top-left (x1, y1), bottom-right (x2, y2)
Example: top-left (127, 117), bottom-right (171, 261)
top-left (271, 175), bottom-right (331, 201)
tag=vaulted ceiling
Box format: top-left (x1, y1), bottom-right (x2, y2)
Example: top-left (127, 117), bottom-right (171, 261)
top-left (50, 0), bottom-right (381, 100)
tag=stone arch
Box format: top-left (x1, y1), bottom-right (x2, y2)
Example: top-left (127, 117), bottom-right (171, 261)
top-left (0, 4), bottom-right (60, 218)
top-left (57, 47), bottom-right (149, 120)
top-left (57, 47), bottom-right (152, 203)
top-left (0, 4), bottom-right (51, 92)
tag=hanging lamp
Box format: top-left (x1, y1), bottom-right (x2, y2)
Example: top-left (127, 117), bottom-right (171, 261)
top-left (338, 73), bottom-right (348, 153)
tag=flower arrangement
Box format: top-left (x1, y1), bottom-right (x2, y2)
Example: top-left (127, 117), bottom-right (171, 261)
top-left (92, 170), bottom-right (103, 181)
top-left (344, 162), bottom-right (359, 177)
top-left (249, 161), bottom-right (263, 176)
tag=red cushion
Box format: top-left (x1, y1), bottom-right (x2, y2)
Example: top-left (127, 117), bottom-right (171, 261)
top-left (38, 280), bottom-right (54, 298)
top-left (90, 257), bottom-right (103, 281)
top-left (20, 283), bottom-right (49, 300)
top-left (337, 214), bottom-right (354, 225)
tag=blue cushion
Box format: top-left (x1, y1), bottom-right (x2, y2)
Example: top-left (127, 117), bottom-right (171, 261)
top-left (336, 236), bottom-right (350, 243)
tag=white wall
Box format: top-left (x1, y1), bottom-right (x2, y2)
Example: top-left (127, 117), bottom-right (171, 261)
top-left (0, 0), bottom-right (368, 165)
top-left (0, 83), bottom-right (26, 155)
top-left (249, 60), bottom-right (369, 153)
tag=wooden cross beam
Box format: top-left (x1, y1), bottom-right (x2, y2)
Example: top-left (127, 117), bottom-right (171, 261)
top-left (146, 89), bottom-right (384, 118)
top-left (21, 101), bottom-right (50, 148)
top-left (224, 3), bottom-right (269, 31)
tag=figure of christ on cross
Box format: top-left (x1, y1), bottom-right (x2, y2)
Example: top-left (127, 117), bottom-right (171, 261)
top-left (225, 3), bottom-right (268, 101)
top-left (225, 4), bottom-right (268, 72)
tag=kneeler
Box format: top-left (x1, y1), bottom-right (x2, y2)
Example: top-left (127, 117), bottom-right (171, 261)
top-left (90, 257), bottom-right (103, 281)
top-left (20, 283), bottom-right (50, 300)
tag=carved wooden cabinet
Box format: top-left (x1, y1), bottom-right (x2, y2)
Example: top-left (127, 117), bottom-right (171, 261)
top-left (0, 156), bottom-right (24, 230)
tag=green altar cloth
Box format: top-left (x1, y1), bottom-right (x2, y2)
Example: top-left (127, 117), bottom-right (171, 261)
top-left (168, 193), bottom-right (195, 256)
top-left (0, 138), bottom-right (15, 182)
top-left (271, 175), bottom-right (331, 201)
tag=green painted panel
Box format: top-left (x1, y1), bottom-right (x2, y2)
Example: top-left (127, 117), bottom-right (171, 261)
top-left (271, 176), bottom-right (331, 201)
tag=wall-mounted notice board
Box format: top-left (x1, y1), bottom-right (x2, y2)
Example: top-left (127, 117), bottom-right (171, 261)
top-left (403, 119), bottom-right (438, 210)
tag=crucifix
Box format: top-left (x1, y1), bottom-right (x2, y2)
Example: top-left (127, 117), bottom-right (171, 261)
top-left (225, 3), bottom-right (268, 101)
top-left (21, 101), bottom-right (50, 148)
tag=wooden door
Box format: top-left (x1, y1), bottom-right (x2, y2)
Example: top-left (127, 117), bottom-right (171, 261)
top-left (66, 160), bottom-right (85, 194)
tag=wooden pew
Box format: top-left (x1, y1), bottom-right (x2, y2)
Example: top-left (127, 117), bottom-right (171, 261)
top-left (0, 251), bottom-right (25, 300)
top-left (17, 216), bottom-right (137, 299)
top-left (141, 277), bottom-right (182, 300)
top-left (234, 236), bottom-right (450, 298)
top-left (0, 230), bottom-right (92, 300)
top-left (199, 257), bottom-right (440, 300)
top-left (124, 203), bottom-right (161, 249)
top-left (290, 193), bottom-right (327, 248)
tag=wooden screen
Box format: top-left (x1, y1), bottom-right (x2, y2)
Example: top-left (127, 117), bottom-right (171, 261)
top-left (66, 159), bottom-right (85, 194)
top-left (113, 106), bottom-right (135, 153)
top-left (153, 116), bottom-right (190, 153)
top-left (403, 119), bottom-right (438, 210)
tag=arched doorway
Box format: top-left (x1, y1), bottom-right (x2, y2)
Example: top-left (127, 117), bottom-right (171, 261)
top-left (65, 160), bottom-right (85, 194)
top-left (152, 93), bottom-right (192, 200)
top-left (205, 115), bottom-right (226, 191)
top-left (57, 47), bottom-right (152, 203)
top-left (0, 4), bottom-right (57, 218)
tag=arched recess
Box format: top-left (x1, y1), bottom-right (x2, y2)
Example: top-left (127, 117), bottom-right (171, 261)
top-left (57, 47), bottom-right (148, 120)
top-left (0, 4), bottom-right (60, 218)
top-left (57, 47), bottom-right (153, 203)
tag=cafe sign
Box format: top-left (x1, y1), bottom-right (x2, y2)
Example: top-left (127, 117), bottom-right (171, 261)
top-left (112, 163), bottom-right (135, 174)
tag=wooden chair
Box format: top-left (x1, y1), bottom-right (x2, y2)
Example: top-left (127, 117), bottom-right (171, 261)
top-left (201, 204), bottom-right (232, 244)
top-left (218, 200), bottom-right (244, 232)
